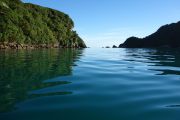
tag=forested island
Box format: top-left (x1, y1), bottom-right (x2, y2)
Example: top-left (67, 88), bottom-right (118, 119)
top-left (0, 0), bottom-right (86, 49)
top-left (119, 21), bottom-right (180, 48)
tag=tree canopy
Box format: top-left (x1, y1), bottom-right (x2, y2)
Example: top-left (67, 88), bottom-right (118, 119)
top-left (0, 0), bottom-right (86, 48)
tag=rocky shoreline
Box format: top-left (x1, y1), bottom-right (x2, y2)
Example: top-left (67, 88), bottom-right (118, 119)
top-left (0, 42), bottom-right (85, 49)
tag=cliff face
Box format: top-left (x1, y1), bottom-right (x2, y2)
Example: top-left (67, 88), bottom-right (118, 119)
top-left (119, 21), bottom-right (180, 48)
top-left (0, 0), bottom-right (86, 49)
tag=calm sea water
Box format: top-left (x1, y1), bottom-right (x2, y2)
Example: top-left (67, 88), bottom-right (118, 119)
top-left (0, 48), bottom-right (180, 120)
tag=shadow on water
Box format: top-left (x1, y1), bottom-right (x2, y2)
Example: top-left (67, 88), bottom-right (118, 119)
top-left (0, 48), bottom-right (84, 113)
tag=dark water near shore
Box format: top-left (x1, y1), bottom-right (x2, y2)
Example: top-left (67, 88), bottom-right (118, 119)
top-left (0, 48), bottom-right (180, 120)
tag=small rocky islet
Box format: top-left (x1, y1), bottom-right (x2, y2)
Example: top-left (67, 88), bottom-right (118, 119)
top-left (0, 0), bottom-right (86, 49)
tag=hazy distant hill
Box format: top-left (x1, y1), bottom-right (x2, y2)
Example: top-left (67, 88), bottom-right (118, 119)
top-left (0, 0), bottom-right (86, 49)
top-left (119, 21), bottom-right (180, 48)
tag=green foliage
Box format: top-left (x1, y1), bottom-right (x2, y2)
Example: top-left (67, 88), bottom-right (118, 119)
top-left (0, 0), bottom-right (86, 47)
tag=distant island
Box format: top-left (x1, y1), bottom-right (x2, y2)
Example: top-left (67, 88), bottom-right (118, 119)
top-left (0, 0), bottom-right (86, 49)
top-left (119, 21), bottom-right (180, 48)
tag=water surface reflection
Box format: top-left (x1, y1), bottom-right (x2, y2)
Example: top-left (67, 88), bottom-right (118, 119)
top-left (0, 49), bottom-right (84, 112)
top-left (0, 48), bottom-right (180, 120)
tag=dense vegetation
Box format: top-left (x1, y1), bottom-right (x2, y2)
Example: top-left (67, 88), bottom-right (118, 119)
top-left (119, 21), bottom-right (180, 48)
top-left (0, 0), bottom-right (86, 49)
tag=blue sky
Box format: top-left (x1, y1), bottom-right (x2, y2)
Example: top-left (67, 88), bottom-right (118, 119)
top-left (23, 0), bottom-right (180, 47)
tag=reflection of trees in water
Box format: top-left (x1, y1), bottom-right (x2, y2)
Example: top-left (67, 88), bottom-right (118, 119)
top-left (149, 49), bottom-right (180, 66)
top-left (0, 49), bottom-right (83, 112)
top-left (148, 48), bottom-right (180, 75)
top-left (124, 48), bottom-right (180, 75)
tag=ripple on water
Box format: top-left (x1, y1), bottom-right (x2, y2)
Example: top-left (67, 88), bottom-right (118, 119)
top-left (1, 48), bottom-right (180, 120)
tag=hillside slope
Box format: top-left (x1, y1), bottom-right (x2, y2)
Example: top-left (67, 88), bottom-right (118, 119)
top-left (0, 0), bottom-right (86, 49)
top-left (119, 21), bottom-right (180, 48)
